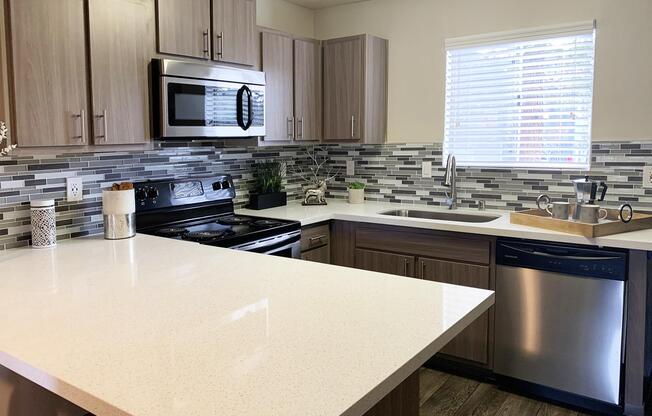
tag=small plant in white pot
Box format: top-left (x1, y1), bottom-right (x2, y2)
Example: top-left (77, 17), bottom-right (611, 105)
top-left (348, 182), bottom-right (366, 204)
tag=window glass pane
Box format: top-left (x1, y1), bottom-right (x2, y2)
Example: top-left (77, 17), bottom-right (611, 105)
top-left (443, 29), bottom-right (596, 169)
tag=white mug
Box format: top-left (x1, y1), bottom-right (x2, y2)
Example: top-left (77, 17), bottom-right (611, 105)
top-left (579, 204), bottom-right (608, 224)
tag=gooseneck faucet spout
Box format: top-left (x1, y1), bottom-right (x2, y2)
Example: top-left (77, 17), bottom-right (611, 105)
top-left (443, 154), bottom-right (457, 210)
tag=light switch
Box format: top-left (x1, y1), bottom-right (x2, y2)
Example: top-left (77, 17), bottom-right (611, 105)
top-left (422, 161), bottom-right (432, 178)
top-left (346, 160), bottom-right (355, 176)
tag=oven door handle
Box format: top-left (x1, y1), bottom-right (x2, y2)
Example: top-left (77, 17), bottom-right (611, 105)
top-left (237, 85), bottom-right (253, 131)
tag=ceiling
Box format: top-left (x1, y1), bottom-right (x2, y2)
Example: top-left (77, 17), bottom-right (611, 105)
top-left (285, 0), bottom-right (366, 10)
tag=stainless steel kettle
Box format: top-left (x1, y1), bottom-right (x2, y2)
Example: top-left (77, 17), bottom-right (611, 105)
top-left (572, 176), bottom-right (608, 204)
top-left (571, 176), bottom-right (608, 220)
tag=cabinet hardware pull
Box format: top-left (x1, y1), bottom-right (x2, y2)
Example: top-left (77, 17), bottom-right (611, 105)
top-left (421, 261), bottom-right (426, 279)
top-left (404, 258), bottom-right (409, 276)
top-left (94, 110), bottom-right (108, 143)
top-left (287, 116), bottom-right (295, 139)
top-left (202, 29), bottom-right (209, 57)
top-left (73, 110), bottom-right (86, 143)
top-left (309, 235), bottom-right (326, 243)
top-left (350, 115), bottom-right (355, 138)
top-left (297, 117), bottom-right (304, 139)
top-left (217, 31), bottom-right (224, 58)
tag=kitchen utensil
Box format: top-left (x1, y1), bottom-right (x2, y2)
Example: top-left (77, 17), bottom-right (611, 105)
top-left (572, 176), bottom-right (609, 220)
top-left (30, 199), bottom-right (56, 248)
top-left (536, 195), bottom-right (569, 219)
top-left (578, 204), bottom-right (609, 224)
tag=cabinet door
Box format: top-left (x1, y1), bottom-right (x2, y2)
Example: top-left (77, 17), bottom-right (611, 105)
top-left (10, 0), bottom-right (89, 147)
top-left (89, 0), bottom-right (154, 145)
top-left (294, 39), bottom-right (322, 142)
top-left (213, 0), bottom-right (256, 66)
top-left (418, 257), bottom-right (490, 364)
top-left (323, 36), bottom-right (363, 141)
top-left (261, 32), bottom-right (294, 141)
top-left (301, 245), bottom-right (330, 264)
top-left (157, 0), bottom-right (210, 59)
top-left (355, 249), bottom-right (415, 278)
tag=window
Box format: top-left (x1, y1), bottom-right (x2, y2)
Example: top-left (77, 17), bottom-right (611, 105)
top-left (443, 22), bottom-right (596, 169)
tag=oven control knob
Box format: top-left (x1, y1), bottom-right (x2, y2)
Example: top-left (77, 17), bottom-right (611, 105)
top-left (147, 188), bottom-right (159, 199)
top-left (221, 181), bottom-right (231, 189)
top-left (135, 188), bottom-right (147, 200)
top-left (212, 182), bottom-right (223, 191)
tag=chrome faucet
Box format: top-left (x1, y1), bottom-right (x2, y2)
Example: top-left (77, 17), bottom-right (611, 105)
top-left (443, 154), bottom-right (457, 210)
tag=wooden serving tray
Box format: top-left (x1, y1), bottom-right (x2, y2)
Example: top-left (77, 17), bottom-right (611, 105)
top-left (510, 208), bottom-right (652, 237)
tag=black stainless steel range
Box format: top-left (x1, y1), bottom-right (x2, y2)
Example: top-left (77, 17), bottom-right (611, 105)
top-left (134, 176), bottom-right (301, 258)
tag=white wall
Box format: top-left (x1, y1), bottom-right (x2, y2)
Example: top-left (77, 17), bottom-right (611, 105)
top-left (314, 0), bottom-right (652, 142)
top-left (257, 0), bottom-right (315, 38)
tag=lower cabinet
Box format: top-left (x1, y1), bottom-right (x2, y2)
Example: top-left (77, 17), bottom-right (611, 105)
top-left (300, 223), bottom-right (331, 264)
top-left (332, 220), bottom-right (495, 368)
top-left (354, 248), bottom-right (414, 277)
top-left (417, 257), bottom-right (490, 364)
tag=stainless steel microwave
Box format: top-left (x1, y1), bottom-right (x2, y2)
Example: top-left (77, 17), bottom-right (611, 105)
top-left (152, 59), bottom-right (265, 138)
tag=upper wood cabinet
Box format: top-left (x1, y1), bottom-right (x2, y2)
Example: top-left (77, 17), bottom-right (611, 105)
top-left (156, 0), bottom-right (211, 59)
top-left (261, 30), bottom-right (322, 142)
top-left (323, 35), bottom-right (388, 143)
top-left (88, 0), bottom-right (154, 145)
top-left (294, 39), bottom-right (322, 142)
top-left (10, 0), bottom-right (89, 147)
top-left (262, 31), bottom-right (294, 141)
top-left (213, 0), bottom-right (257, 66)
top-left (8, 0), bottom-right (154, 147)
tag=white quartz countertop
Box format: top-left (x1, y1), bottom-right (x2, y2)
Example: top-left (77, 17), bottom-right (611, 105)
top-left (0, 235), bottom-right (493, 416)
top-left (237, 200), bottom-right (652, 251)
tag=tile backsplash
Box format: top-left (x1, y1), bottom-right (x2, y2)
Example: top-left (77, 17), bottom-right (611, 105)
top-left (1, 140), bottom-right (651, 250)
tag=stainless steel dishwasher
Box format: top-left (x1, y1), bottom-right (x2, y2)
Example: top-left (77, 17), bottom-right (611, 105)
top-left (494, 239), bottom-right (627, 406)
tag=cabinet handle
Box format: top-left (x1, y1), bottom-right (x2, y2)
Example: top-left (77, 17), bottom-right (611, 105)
top-left (350, 115), bottom-right (356, 139)
top-left (216, 31), bottom-right (224, 58)
top-left (420, 261), bottom-right (426, 279)
top-left (202, 29), bottom-right (209, 58)
top-left (403, 258), bottom-right (409, 276)
top-left (298, 117), bottom-right (304, 139)
top-left (95, 110), bottom-right (108, 143)
top-left (287, 116), bottom-right (295, 139)
top-left (309, 235), bottom-right (326, 245)
top-left (73, 110), bottom-right (86, 143)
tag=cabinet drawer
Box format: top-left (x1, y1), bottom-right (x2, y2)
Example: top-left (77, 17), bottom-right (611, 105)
top-left (356, 226), bottom-right (491, 265)
top-left (301, 245), bottom-right (330, 264)
top-left (301, 224), bottom-right (330, 252)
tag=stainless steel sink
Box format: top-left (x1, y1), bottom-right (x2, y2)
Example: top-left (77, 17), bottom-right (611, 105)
top-left (380, 209), bottom-right (500, 223)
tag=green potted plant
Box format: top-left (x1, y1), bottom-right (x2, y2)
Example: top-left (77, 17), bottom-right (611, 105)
top-left (348, 181), bottom-right (366, 204)
top-left (248, 161), bottom-right (287, 210)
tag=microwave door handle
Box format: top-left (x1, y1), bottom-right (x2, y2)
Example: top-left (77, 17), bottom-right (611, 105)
top-left (246, 87), bottom-right (253, 129)
top-left (236, 85), bottom-right (253, 131)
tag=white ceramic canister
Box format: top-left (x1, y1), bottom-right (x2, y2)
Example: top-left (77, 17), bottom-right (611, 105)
top-left (30, 199), bottom-right (56, 248)
top-left (102, 188), bottom-right (136, 239)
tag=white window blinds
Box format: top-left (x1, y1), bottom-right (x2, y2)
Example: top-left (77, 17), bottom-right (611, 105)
top-left (443, 22), bottom-right (596, 169)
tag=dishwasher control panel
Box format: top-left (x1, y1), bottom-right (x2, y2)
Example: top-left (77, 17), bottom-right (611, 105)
top-left (496, 239), bottom-right (627, 280)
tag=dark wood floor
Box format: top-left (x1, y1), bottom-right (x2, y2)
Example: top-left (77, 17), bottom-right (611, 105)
top-left (419, 368), bottom-right (590, 416)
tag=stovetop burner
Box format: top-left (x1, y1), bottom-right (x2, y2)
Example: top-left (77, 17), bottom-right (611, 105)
top-left (251, 219), bottom-right (284, 228)
top-left (183, 230), bottom-right (235, 242)
top-left (157, 227), bottom-right (189, 237)
top-left (217, 216), bottom-right (252, 226)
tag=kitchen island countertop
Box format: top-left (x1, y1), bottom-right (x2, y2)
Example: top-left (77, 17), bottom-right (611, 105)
top-left (0, 234), bottom-right (493, 416)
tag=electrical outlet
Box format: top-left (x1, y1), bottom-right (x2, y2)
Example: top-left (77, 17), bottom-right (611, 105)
top-left (346, 160), bottom-right (355, 176)
top-left (66, 177), bottom-right (83, 202)
top-left (643, 166), bottom-right (652, 189)
top-left (422, 161), bottom-right (432, 178)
